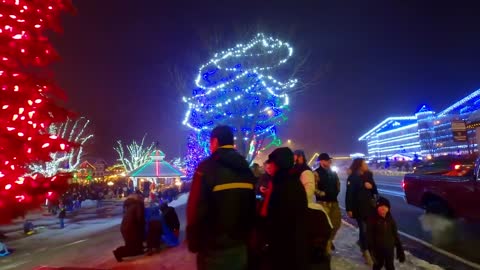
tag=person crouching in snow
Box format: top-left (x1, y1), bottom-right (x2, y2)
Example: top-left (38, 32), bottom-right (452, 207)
top-left (0, 241), bottom-right (10, 257)
top-left (146, 207), bottom-right (163, 256)
top-left (367, 197), bottom-right (405, 270)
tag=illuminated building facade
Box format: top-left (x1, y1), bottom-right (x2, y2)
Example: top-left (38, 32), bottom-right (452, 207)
top-left (359, 88), bottom-right (480, 160)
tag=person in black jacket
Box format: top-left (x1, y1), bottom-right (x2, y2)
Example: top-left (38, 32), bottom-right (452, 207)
top-left (58, 204), bottom-right (66, 229)
top-left (345, 158), bottom-right (378, 266)
top-left (160, 203), bottom-right (180, 238)
top-left (314, 153), bottom-right (341, 252)
top-left (187, 125), bottom-right (256, 270)
top-left (113, 194), bottom-right (145, 262)
top-left (367, 197), bottom-right (406, 270)
top-left (266, 147), bottom-right (309, 270)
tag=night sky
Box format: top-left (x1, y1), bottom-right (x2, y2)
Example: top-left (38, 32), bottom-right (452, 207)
top-left (52, 0), bottom-right (480, 162)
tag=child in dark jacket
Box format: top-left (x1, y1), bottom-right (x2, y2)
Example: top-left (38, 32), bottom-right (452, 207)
top-left (367, 197), bottom-right (405, 270)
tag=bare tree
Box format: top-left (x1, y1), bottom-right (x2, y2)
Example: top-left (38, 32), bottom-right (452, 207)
top-left (29, 117), bottom-right (93, 176)
top-left (114, 134), bottom-right (154, 172)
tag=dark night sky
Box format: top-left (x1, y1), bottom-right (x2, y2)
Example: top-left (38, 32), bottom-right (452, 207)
top-left (52, 0), bottom-right (480, 162)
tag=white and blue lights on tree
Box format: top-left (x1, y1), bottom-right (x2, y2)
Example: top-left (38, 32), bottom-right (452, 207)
top-left (182, 33), bottom-right (297, 161)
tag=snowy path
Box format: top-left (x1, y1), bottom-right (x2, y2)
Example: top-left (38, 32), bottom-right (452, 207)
top-left (0, 194), bottom-right (446, 270)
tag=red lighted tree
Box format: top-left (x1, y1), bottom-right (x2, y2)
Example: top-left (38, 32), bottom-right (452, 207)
top-left (0, 0), bottom-right (74, 223)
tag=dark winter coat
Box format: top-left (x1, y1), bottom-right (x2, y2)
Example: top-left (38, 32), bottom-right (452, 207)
top-left (187, 146), bottom-right (256, 253)
top-left (267, 168), bottom-right (309, 270)
top-left (345, 172), bottom-right (378, 220)
top-left (162, 206), bottom-right (180, 232)
top-left (146, 211), bottom-right (163, 249)
top-left (121, 198), bottom-right (145, 244)
top-left (58, 208), bottom-right (66, 219)
top-left (367, 212), bottom-right (405, 261)
top-left (315, 166), bottom-right (340, 202)
top-left (306, 207), bottom-right (333, 264)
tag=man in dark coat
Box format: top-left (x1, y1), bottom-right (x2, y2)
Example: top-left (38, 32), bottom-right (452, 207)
top-left (314, 153), bottom-right (341, 252)
top-left (113, 194), bottom-right (145, 262)
top-left (367, 197), bottom-right (405, 270)
top-left (187, 125), bottom-right (256, 270)
top-left (266, 147), bottom-right (309, 270)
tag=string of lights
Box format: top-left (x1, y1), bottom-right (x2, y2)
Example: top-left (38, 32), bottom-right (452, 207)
top-left (182, 33), bottom-right (296, 163)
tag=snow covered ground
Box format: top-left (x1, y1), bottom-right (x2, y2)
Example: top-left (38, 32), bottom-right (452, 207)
top-left (1, 194), bottom-right (446, 270)
top-left (99, 220), bottom-right (445, 270)
top-left (332, 221), bottom-right (444, 270)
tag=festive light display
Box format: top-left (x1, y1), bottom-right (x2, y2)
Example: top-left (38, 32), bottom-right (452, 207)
top-left (114, 134), bottom-right (154, 172)
top-left (0, 0), bottom-right (74, 223)
top-left (360, 88), bottom-right (480, 160)
top-left (182, 33), bottom-right (296, 162)
top-left (358, 116), bottom-right (417, 141)
top-left (185, 132), bottom-right (208, 178)
top-left (29, 117), bottom-right (93, 176)
top-left (438, 88), bottom-right (480, 117)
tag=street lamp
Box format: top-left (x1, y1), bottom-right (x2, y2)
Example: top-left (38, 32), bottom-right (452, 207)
top-left (287, 139), bottom-right (292, 144)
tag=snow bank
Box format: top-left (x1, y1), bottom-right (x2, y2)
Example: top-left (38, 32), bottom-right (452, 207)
top-left (333, 221), bottom-right (444, 270)
top-left (169, 193), bottom-right (189, 208)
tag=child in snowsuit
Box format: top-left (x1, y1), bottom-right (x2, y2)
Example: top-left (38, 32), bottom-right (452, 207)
top-left (367, 197), bottom-right (406, 270)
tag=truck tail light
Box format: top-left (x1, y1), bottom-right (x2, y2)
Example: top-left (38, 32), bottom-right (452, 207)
top-left (454, 164), bottom-right (461, 170)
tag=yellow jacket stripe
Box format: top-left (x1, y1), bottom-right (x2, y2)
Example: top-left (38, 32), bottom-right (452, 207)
top-left (213, 182), bottom-right (254, 192)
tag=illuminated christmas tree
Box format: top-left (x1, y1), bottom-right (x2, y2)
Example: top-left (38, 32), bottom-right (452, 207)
top-left (184, 132), bottom-right (209, 178)
top-left (183, 33), bottom-right (297, 163)
top-left (0, 0), bottom-right (74, 223)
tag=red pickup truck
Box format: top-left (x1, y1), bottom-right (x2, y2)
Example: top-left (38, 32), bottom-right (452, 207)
top-left (403, 156), bottom-right (480, 222)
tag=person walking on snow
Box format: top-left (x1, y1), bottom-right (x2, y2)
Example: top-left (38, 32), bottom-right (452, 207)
top-left (58, 204), bottom-right (66, 229)
top-left (314, 153), bottom-right (341, 253)
top-left (367, 197), bottom-right (405, 270)
top-left (346, 158), bottom-right (379, 266)
top-left (187, 125), bottom-right (256, 270)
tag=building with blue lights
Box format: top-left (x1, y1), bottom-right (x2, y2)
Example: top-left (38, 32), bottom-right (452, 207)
top-left (359, 88), bottom-right (480, 160)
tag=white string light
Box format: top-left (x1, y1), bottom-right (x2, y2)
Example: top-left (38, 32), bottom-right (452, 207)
top-left (182, 33), bottom-right (296, 133)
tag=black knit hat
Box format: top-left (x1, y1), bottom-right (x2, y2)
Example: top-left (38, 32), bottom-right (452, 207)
top-left (210, 125), bottom-right (234, 146)
top-left (267, 147), bottom-right (294, 170)
top-left (376, 197), bottom-right (391, 209)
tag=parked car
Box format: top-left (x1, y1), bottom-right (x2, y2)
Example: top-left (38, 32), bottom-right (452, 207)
top-left (403, 156), bottom-right (480, 222)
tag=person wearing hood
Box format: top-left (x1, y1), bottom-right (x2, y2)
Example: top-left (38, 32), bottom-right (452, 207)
top-left (266, 147), bottom-right (309, 270)
top-left (295, 150), bottom-right (333, 269)
top-left (187, 125), bottom-right (256, 270)
top-left (367, 197), bottom-right (405, 270)
top-left (113, 194), bottom-right (145, 262)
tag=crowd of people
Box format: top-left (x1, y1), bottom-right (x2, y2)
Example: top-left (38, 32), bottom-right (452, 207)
top-left (186, 125), bottom-right (406, 270)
